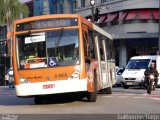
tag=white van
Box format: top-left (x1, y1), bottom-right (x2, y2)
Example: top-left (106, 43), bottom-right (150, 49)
top-left (121, 55), bottom-right (160, 89)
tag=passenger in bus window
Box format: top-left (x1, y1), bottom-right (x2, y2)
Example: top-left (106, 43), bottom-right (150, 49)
top-left (37, 44), bottom-right (46, 58)
top-left (28, 49), bottom-right (37, 59)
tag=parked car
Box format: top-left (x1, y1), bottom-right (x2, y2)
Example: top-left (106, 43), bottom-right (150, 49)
top-left (115, 68), bottom-right (125, 86)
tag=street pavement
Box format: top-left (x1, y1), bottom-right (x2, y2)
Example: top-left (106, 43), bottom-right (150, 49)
top-left (0, 86), bottom-right (160, 115)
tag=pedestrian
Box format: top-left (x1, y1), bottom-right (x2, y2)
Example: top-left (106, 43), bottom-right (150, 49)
top-left (5, 73), bottom-right (9, 86)
top-left (8, 67), bottom-right (14, 88)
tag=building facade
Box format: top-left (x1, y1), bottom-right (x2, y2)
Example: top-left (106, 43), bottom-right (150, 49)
top-left (0, 0), bottom-right (34, 85)
top-left (34, 0), bottom-right (76, 16)
top-left (0, 25), bottom-right (9, 85)
top-left (75, 0), bottom-right (159, 67)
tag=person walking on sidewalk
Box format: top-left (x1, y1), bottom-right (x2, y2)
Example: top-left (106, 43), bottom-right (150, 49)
top-left (8, 67), bottom-right (14, 88)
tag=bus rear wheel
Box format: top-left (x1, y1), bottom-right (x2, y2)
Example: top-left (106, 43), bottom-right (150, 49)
top-left (106, 87), bottom-right (112, 94)
top-left (100, 87), bottom-right (112, 94)
top-left (87, 71), bottom-right (97, 102)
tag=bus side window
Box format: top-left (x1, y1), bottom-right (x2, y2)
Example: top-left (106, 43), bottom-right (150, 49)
top-left (88, 30), bottom-right (95, 59)
top-left (110, 40), bottom-right (115, 63)
top-left (106, 39), bottom-right (111, 61)
top-left (82, 31), bottom-right (88, 57)
top-left (99, 36), bottom-right (105, 61)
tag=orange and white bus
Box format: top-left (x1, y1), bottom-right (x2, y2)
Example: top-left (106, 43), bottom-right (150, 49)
top-left (13, 14), bottom-right (116, 104)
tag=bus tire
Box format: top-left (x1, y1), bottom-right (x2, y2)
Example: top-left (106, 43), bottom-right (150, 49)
top-left (106, 87), bottom-right (112, 94)
top-left (34, 96), bottom-right (43, 104)
top-left (123, 85), bottom-right (129, 89)
top-left (100, 89), bottom-right (107, 94)
top-left (87, 71), bottom-right (97, 102)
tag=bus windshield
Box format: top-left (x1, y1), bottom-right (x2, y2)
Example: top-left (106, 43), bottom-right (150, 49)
top-left (17, 29), bottom-right (79, 69)
top-left (126, 59), bottom-right (151, 69)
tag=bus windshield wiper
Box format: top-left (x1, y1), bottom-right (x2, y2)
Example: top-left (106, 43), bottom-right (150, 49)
top-left (54, 28), bottom-right (64, 59)
top-left (55, 28), bottom-right (64, 47)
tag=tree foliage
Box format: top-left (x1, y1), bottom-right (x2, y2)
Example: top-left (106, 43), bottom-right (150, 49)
top-left (0, 0), bottom-right (29, 67)
top-left (0, 0), bottom-right (29, 31)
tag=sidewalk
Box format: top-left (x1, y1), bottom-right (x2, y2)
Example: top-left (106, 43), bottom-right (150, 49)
top-left (0, 85), bottom-right (16, 96)
top-left (0, 86), bottom-right (15, 91)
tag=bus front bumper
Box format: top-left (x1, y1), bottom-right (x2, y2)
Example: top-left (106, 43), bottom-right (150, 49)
top-left (15, 79), bottom-right (87, 97)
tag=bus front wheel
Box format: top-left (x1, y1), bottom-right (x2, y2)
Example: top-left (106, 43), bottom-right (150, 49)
top-left (123, 85), bottom-right (129, 89)
top-left (87, 71), bottom-right (97, 102)
top-left (34, 96), bottom-right (43, 104)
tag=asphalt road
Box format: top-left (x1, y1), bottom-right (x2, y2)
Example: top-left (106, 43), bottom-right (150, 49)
top-left (0, 86), bottom-right (160, 119)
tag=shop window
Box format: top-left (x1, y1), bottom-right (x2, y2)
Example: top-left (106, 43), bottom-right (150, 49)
top-left (59, 4), bottom-right (64, 14)
top-left (81, 0), bottom-right (85, 8)
top-left (101, 0), bottom-right (107, 3)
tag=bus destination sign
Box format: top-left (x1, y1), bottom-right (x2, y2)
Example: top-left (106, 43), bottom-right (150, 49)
top-left (16, 18), bottom-right (78, 31)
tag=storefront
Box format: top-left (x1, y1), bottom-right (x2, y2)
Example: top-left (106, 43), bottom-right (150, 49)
top-left (126, 38), bottom-right (158, 61)
top-left (114, 38), bottom-right (158, 67)
top-left (0, 25), bottom-right (10, 86)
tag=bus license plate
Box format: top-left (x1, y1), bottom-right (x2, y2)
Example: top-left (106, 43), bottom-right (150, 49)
top-left (43, 84), bottom-right (55, 89)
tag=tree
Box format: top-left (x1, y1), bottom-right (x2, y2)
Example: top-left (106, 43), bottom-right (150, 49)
top-left (0, 0), bottom-right (29, 66)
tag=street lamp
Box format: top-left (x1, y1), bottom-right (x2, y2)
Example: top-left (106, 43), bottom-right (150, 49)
top-left (90, 0), bottom-right (95, 22)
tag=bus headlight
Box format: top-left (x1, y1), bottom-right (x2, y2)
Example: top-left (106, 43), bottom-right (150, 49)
top-left (68, 71), bottom-right (80, 80)
top-left (19, 75), bottom-right (30, 84)
top-left (72, 72), bottom-right (79, 79)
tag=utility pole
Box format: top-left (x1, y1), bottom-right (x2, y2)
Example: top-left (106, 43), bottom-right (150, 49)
top-left (90, 0), bottom-right (95, 23)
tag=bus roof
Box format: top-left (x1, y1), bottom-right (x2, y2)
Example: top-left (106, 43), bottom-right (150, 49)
top-left (130, 55), bottom-right (158, 60)
top-left (93, 24), bottom-right (112, 40)
top-left (14, 14), bottom-right (112, 40)
top-left (14, 14), bottom-right (80, 24)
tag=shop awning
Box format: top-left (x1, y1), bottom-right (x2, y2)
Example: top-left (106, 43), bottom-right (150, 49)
top-left (119, 11), bottom-right (128, 21)
top-left (105, 13), bottom-right (118, 22)
top-left (125, 11), bottom-right (137, 20)
top-left (99, 15), bottom-right (107, 23)
top-left (137, 10), bottom-right (151, 20)
top-left (152, 10), bottom-right (159, 19)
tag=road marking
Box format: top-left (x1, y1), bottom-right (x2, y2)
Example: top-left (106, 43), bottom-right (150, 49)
top-left (125, 93), bottom-right (135, 96)
top-left (102, 96), bottom-right (113, 98)
top-left (58, 104), bottom-right (65, 106)
top-left (133, 97), bottom-right (144, 99)
top-left (113, 93), bottom-right (121, 96)
top-left (117, 96), bottom-right (129, 98)
top-left (150, 95), bottom-right (160, 97)
top-left (149, 98), bottom-right (160, 101)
